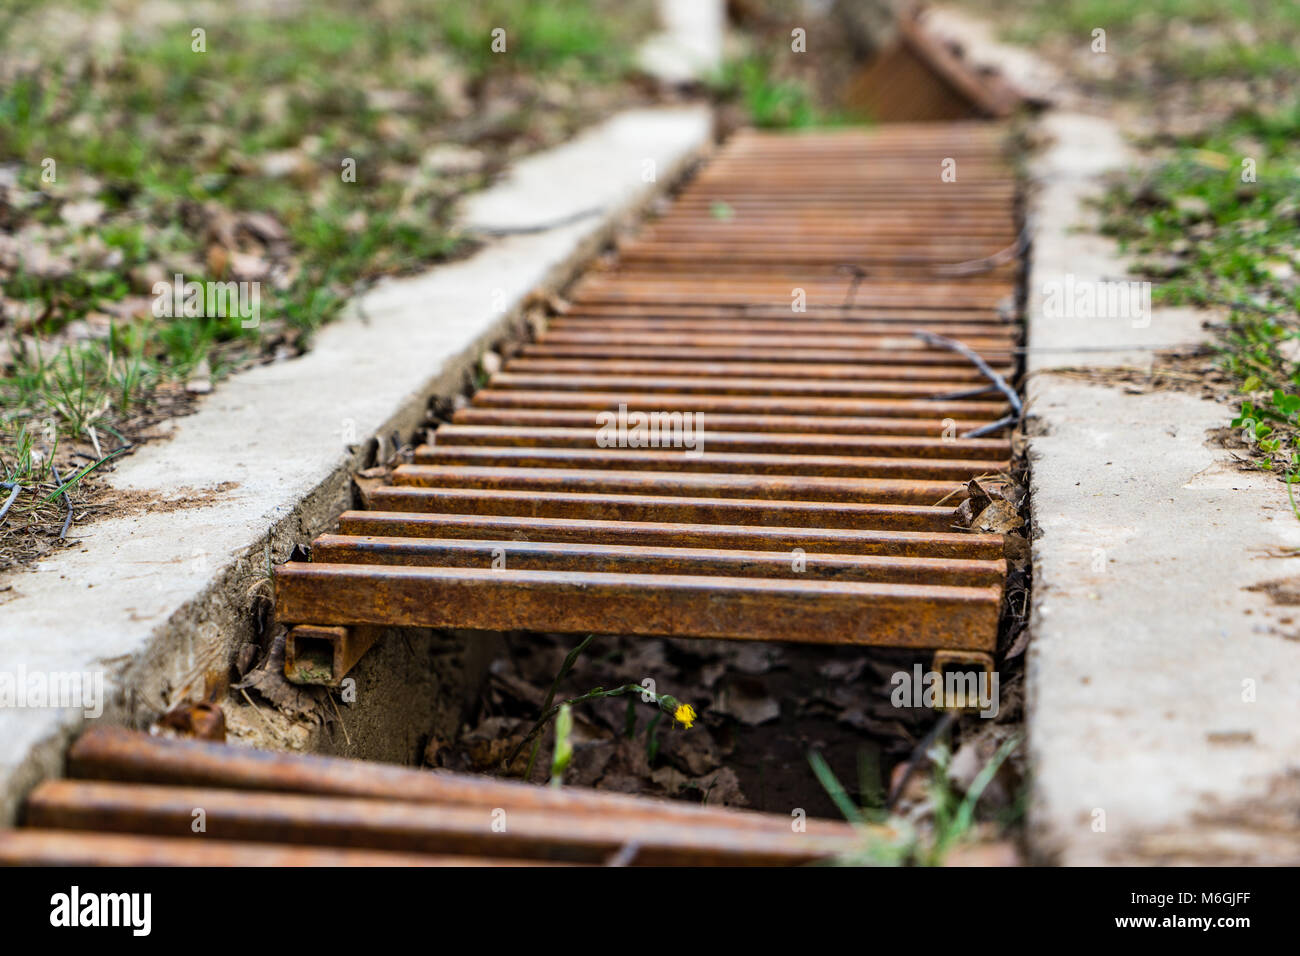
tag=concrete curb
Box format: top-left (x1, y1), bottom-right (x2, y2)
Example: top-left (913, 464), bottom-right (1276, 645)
top-left (638, 0), bottom-right (725, 85)
top-left (0, 105), bottom-right (713, 825)
top-left (1024, 115), bottom-right (1300, 864)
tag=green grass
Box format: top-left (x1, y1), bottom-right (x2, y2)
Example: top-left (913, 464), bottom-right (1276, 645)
top-left (0, 0), bottom-right (651, 555)
top-left (966, 0), bottom-right (1300, 86)
top-left (1097, 101), bottom-right (1300, 477)
top-left (440, 0), bottom-right (648, 80)
top-left (0, 0), bottom-right (647, 431)
top-left (710, 56), bottom-right (835, 129)
top-left (810, 735), bottom-right (1022, 866)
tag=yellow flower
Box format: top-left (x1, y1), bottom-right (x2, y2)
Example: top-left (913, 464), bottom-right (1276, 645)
top-left (673, 703), bottom-right (696, 729)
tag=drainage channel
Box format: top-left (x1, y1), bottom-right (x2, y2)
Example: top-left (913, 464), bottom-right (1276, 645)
top-left (3, 121), bottom-right (1023, 866)
top-left (277, 123), bottom-right (1017, 658)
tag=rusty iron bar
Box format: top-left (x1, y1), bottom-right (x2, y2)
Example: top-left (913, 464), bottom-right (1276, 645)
top-left (14, 728), bottom-right (868, 866)
top-left (503, 357), bottom-right (1008, 382)
top-left (521, 341), bottom-right (1017, 364)
top-left (409, 446), bottom-right (1010, 481)
top-left (470, 390), bottom-right (1011, 419)
top-left (550, 307), bottom-right (1005, 323)
top-left (334, 511), bottom-right (1002, 559)
top-left (365, 486), bottom-right (963, 532)
top-left (0, 830), bottom-right (541, 867)
top-left (274, 564), bottom-right (1003, 649)
top-left (23, 779), bottom-right (851, 866)
top-left (311, 535), bottom-right (1006, 587)
top-left (385, 466), bottom-right (967, 505)
top-left (427, 425), bottom-right (1011, 459)
top-left (61, 727), bottom-right (850, 837)
top-left (482, 371), bottom-right (1004, 399)
top-left (450, 407), bottom-right (998, 437)
top-left (284, 624), bottom-right (382, 687)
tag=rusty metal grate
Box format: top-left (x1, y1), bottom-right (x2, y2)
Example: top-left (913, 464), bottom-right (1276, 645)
top-left (2, 727), bottom-right (860, 866)
top-left (844, 16), bottom-right (1025, 123)
top-left (272, 122), bottom-right (1020, 679)
top-left (3, 123), bottom-right (1023, 868)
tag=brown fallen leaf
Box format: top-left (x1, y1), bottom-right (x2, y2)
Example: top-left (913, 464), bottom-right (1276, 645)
top-left (460, 716), bottom-right (531, 773)
top-left (565, 740), bottom-right (617, 787)
top-left (818, 658), bottom-right (867, 682)
top-left (649, 764), bottom-right (692, 796)
top-left (727, 642), bottom-right (783, 675)
top-left (423, 735), bottom-right (453, 768)
top-left (1002, 531), bottom-right (1030, 571)
top-left (995, 479), bottom-right (1026, 508)
top-left (206, 243), bottom-right (229, 279)
top-left (973, 499), bottom-right (1024, 533)
top-left (713, 676), bottom-right (780, 726)
top-left (233, 632), bottom-right (326, 723)
top-left (238, 211), bottom-right (287, 245)
top-left (954, 478), bottom-right (994, 528)
top-left (60, 199), bottom-right (105, 228)
top-left (838, 708), bottom-right (916, 742)
top-left (665, 728), bottom-right (721, 776)
top-left (698, 766), bottom-right (748, 808)
top-left (228, 249), bottom-right (270, 281)
top-left (152, 701), bottom-right (226, 741)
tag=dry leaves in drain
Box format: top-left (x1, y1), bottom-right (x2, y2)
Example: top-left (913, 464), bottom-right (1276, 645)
top-left (954, 478), bottom-right (1029, 571)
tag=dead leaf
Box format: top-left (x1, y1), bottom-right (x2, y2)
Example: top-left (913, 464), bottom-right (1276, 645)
top-left (206, 244), bottom-right (229, 279)
top-left (128, 262), bottom-right (166, 294)
top-left (60, 199), bottom-right (105, 228)
top-left (460, 716), bottom-right (531, 773)
top-left (713, 677), bottom-right (780, 725)
top-left (1003, 625), bottom-right (1030, 660)
top-left (728, 643), bottom-right (783, 675)
top-left (1002, 531), bottom-right (1030, 571)
top-left (818, 658), bottom-right (866, 682)
top-left (973, 499), bottom-right (1024, 533)
top-left (185, 359), bottom-right (212, 395)
top-left (954, 477), bottom-right (996, 528)
top-left (838, 708), bottom-right (916, 741)
top-left (233, 633), bottom-right (326, 723)
top-left (238, 211), bottom-right (287, 245)
top-left (665, 729), bottom-right (721, 776)
top-left (698, 766), bottom-right (748, 808)
top-left (151, 701), bottom-right (226, 741)
top-left (423, 735), bottom-right (453, 767)
top-left (228, 249), bottom-right (270, 281)
top-left (649, 764), bottom-right (692, 795)
top-left (256, 149), bottom-right (312, 180)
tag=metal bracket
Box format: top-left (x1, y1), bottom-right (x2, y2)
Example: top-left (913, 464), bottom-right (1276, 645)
top-left (285, 625), bottom-right (382, 687)
top-left (930, 649), bottom-right (995, 712)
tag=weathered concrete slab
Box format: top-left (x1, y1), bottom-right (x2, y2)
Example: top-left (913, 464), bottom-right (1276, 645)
top-left (1026, 112), bottom-right (1208, 373)
top-left (637, 0), bottom-right (725, 85)
top-left (1025, 111), bottom-right (1300, 863)
top-left (0, 106), bottom-right (712, 824)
